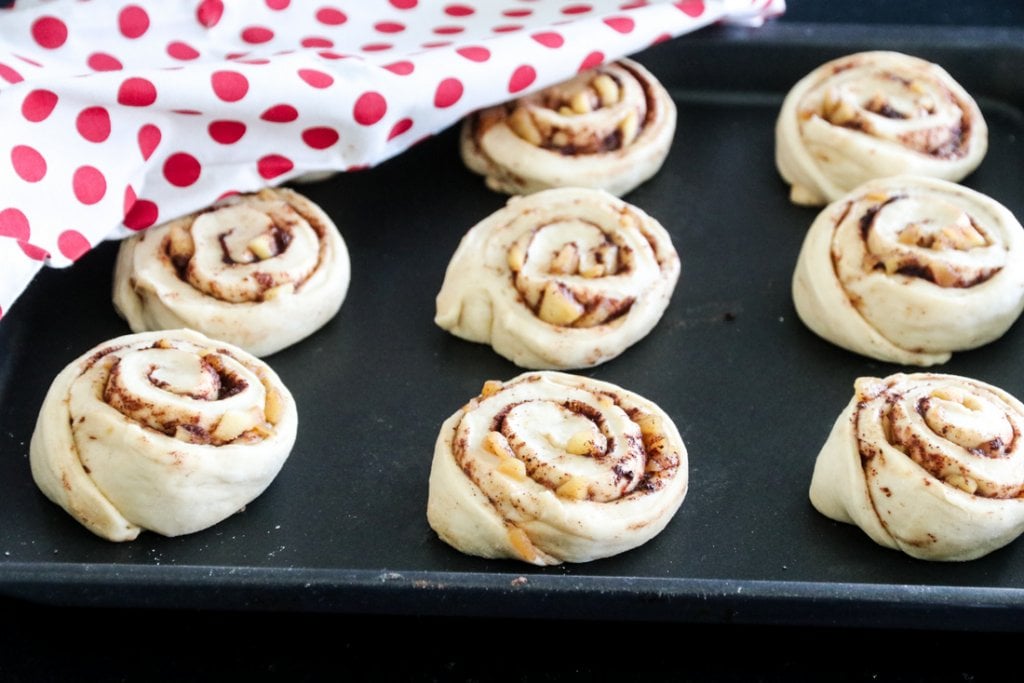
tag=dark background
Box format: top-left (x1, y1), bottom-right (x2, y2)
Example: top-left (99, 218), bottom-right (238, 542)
top-left (5, 2), bottom-right (1024, 681)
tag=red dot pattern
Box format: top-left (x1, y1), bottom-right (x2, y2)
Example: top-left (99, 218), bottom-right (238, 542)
top-left (211, 71), bottom-right (249, 102)
top-left (57, 230), bottom-right (90, 262)
top-left (138, 124), bottom-right (162, 160)
top-left (21, 90), bottom-right (58, 122)
top-left (0, 0), bottom-right (771, 319)
top-left (455, 46), bottom-right (490, 62)
top-left (118, 5), bottom-right (150, 39)
top-left (388, 118), bottom-right (413, 140)
top-left (298, 69), bottom-right (334, 88)
top-left (302, 127), bottom-right (340, 150)
top-left (316, 8), bottom-right (348, 25)
top-left (0, 208), bottom-right (31, 241)
top-left (167, 41), bottom-right (200, 60)
top-left (163, 153), bottom-right (202, 187)
top-left (11, 146), bottom-right (46, 183)
top-left (88, 53), bottom-right (123, 72)
top-left (261, 104), bottom-right (299, 123)
top-left (76, 107), bottom-right (112, 143)
top-left (196, 0), bottom-right (224, 27)
top-left (579, 50), bottom-right (605, 72)
top-left (383, 60), bottom-right (415, 75)
top-left (118, 78), bottom-right (157, 106)
top-left (434, 78), bottom-right (464, 108)
top-left (508, 65), bottom-right (536, 94)
top-left (31, 17), bottom-right (68, 49)
top-left (531, 32), bottom-right (564, 48)
top-left (258, 154), bottom-right (294, 179)
top-left (675, 0), bottom-right (706, 17)
top-left (0, 63), bottom-right (23, 84)
top-left (209, 120), bottom-right (247, 144)
top-left (604, 16), bottom-right (635, 33)
top-left (72, 166), bottom-right (107, 205)
top-left (354, 92), bottom-right (387, 125)
top-left (124, 199), bottom-right (159, 230)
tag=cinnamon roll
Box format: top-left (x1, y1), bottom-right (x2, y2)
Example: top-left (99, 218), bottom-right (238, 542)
top-left (810, 372), bottom-right (1024, 561)
top-left (460, 58), bottom-right (676, 197)
top-left (427, 371), bottom-right (688, 565)
top-left (29, 329), bottom-right (298, 542)
top-left (776, 51), bottom-right (987, 206)
top-left (113, 187), bottom-right (350, 357)
top-left (792, 176), bottom-right (1024, 366)
top-left (434, 187), bottom-right (680, 370)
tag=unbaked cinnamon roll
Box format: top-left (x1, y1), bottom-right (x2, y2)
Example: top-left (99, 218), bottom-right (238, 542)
top-left (460, 58), bottom-right (676, 197)
top-left (427, 371), bottom-right (688, 565)
top-left (435, 187), bottom-right (680, 370)
top-left (792, 176), bottom-right (1024, 366)
top-left (776, 50), bottom-right (987, 206)
top-left (29, 329), bottom-right (298, 542)
top-left (113, 187), bottom-right (350, 357)
top-left (810, 372), bottom-right (1024, 561)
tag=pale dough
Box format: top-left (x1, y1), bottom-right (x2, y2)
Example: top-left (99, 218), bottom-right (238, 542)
top-left (427, 371), bottom-right (688, 565)
top-left (29, 328), bottom-right (298, 542)
top-left (776, 50), bottom-right (987, 206)
top-left (435, 187), bottom-right (680, 370)
top-left (113, 187), bottom-right (350, 357)
top-left (810, 373), bottom-right (1024, 561)
top-left (792, 175), bottom-right (1024, 366)
top-left (461, 58), bottom-right (676, 197)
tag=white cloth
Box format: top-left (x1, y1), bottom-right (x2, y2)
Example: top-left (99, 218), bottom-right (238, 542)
top-left (0, 0), bottom-right (784, 322)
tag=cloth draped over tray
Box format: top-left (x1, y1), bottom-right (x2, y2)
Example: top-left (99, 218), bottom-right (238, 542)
top-left (0, 0), bottom-right (784, 322)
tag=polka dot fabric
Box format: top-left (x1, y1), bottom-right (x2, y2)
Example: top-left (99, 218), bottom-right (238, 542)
top-left (0, 0), bottom-right (784, 321)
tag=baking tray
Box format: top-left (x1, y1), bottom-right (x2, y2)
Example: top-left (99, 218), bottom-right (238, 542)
top-left (3, 21), bottom-right (1024, 631)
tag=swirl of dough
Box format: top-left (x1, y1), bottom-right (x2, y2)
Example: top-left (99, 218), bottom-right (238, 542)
top-left (29, 328), bottom-right (298, 542)
top-left (435, 187), bottom-right (680, 370)
top-left (792, 176), bottom-right (1024, 366)
top-left (427, 371), bottom-right (688, 565)
top-left (775, 51), bottom-right (987, 206)
top-left (809, 372), bottom-right (1024, 561)
top-left (113, 187), bottom-right (350, 357)
top-left (460, 58), bottom-right (676, 197)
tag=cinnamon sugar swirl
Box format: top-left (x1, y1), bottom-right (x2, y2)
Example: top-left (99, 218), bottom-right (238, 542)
top-left (113, 187), bottom-right (350, 357)
top-left (810, 372), bottom-right (1024, 561)
top-left (435, 187), bottom-right (680, 370)
top-left (776, 51), bottom-right (987, 206)
top-left (427, 372), bottom-right (688, 565)
top-left (29, 329), bottom-right (297, 542)
top-left (792, 176), bottom-right (1024, 365)
top-left (460, 58), bottom-right (676, 197)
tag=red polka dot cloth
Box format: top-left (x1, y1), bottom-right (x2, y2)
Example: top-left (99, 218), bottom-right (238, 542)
top-left (0, 0), bottom-right (784, 321)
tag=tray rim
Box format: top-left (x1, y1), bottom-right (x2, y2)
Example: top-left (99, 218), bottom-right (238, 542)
top-left (4, 20), bottom-right (1024, 632)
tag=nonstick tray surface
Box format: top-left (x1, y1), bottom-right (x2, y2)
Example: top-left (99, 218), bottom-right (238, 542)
top-left (3, 21), bottom-right (1024, 631)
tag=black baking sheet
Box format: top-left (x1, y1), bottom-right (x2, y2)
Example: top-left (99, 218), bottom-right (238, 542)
top-left (3, 22), bottom-right (1024, 630)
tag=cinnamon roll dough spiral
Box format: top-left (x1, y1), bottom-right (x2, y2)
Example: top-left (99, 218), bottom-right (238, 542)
top-left (792, 176), bottom-right (1024, 366)
top-left (434, 187), bottom-right (680, 370)
top-left (810, 373), bottom-right (1024, 561)
top-left (29, 329), bottom-right (298, 542)
top-left (113, 187), bottom-right (350, 357)
top-left (776, 51), bottom-right (987, 206)
top-left (427, 371), bottom-right (688, 565)
top-left (460, 58), bottom-right (676, 197)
